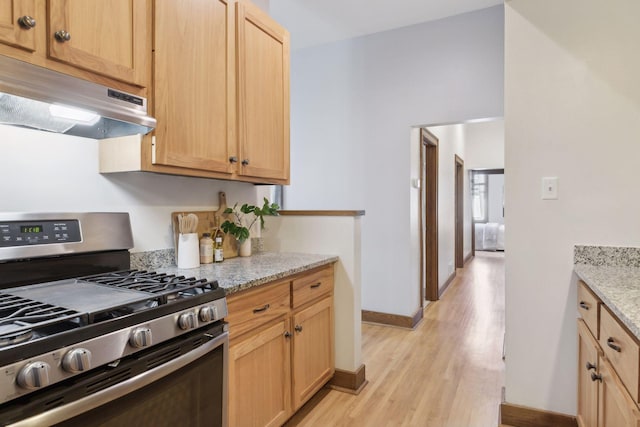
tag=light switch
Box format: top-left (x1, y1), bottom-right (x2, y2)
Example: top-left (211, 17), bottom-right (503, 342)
top-left (542, 177), bottom-right (558, 200)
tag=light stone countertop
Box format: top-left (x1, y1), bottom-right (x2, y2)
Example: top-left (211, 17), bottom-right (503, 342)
top-left (133, 251), bottom-right (338, 295)
top-left (574, 245), bottom-right (640, 340)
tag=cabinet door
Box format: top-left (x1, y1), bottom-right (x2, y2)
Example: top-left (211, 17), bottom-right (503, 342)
top-left (292, 296), bottom-right (334, 410)
top-left (237, 1), bottom-right (289, 182)
top-left (229, 317), bottom-right (291, 427)
top-left (48, 0), bottom-right (149, 86)
top-left (0, 0), bottom-right (36, 51)
top-left (578, 320), bottom-right (599, 427)
top-left (153, 0), bottom-right (235, 174)
top-left (598, 357), bottom-right (640, 427)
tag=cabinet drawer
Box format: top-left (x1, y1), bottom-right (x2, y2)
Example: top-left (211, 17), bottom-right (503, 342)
top-left (600, 306), bottom-right (640, 402)
top-left (226, 280), bottom-right (291, 340)
top-left (578, 281), bottom-right (600, 339)
top-left (292, 265), bottom-right (334, 308)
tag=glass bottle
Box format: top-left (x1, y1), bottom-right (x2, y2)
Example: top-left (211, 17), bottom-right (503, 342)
top-left (214, 218), bottom-right (224, 263)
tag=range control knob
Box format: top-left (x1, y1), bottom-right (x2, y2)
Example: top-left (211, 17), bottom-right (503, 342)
top-left (17, 362), bottom-right (51, 390)
top-left (199, 305), bottom-right (218, 322)
top-left (129, 327), bottom-right (152, 348)
top-left (178, 312), bottom-right (197, 330)
top-left (62, 348), bottom-right (92, 373)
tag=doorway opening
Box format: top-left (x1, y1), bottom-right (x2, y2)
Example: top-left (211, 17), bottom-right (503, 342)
top-left (471, 169), bottom-right (505, 253)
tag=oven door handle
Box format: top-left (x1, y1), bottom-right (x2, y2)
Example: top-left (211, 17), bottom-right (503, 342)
top-left (8, 331), bottom-right (229, 427)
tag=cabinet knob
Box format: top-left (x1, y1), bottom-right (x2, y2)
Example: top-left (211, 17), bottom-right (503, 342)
top-left (283, 331), bottom-right (291, 339)
top-left (54, 30), bottom-right (71, 42)
top-left (590, 372), bottom-right (602, 382)
top-left (229, 156), bottom-right (238, 164)
top-left (241, 159), bottom-right (250, 166)
top-left (586, 362), bottom-right (596, 371)
top-left (607, 337), bottom-right (622, 352)
top-left (294, 324), bottom-right (303, 333)
top-left (18, 16), bottom-right (36, 29)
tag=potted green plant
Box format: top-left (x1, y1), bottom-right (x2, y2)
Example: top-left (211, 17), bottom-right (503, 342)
top-left (220, 198), bottom-right (279, 256)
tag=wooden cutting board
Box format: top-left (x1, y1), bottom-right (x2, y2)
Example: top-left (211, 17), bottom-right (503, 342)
top-left (171, 192), bottom-right (238, 263)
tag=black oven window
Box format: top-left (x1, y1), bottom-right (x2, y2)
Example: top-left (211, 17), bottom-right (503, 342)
top-left (54, 345), bottom-right (223, 427)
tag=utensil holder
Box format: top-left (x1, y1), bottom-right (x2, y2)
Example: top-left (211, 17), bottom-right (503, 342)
top-left (177, 233), bottom-right (200, 269)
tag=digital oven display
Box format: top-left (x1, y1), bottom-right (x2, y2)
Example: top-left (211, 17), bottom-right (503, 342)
top-left (20, 225), bottom-right (43, 233)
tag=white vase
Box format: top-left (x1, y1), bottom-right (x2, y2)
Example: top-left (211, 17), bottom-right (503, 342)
top-left (239, 239), bottom-right (252, 257)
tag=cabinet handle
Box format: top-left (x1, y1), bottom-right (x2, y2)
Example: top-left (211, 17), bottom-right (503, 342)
top-left (310, 282), bottom-right (321, 289)
top-left (283, 331), bottom-right (291, 339)
top-left (54, 30), bottom-right (71, 42)
top-left (18, 16), bottom-right (36, 29)
top-left (607, 337), bottom-right (622, 352)
top-left (579, 301), bottom-right (589, 310)
top-left (229, 156), bottom-right (238, 163)
top-left (586, 362), bottom-right (596, 371)
top-left (294, 324), bottom-right (303, 333)
top-left (591, 372), bottom-right (602, 382)
top-left (252, 304), bottom-right (270, 314)
top-left (241, 159), bottom-right (250, 166)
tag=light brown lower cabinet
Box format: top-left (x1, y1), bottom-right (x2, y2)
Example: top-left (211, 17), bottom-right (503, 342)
top-left (292, 295), bottom-right (334, 410)
top-left (577, 281), bottom-right (640, 427)
top-left (227, 265), bottom-right (335, 427)
top-left (597, 357), bottom-right (640, 427)
top-left (578, 319), bottom-right (599, 427)
top-left (229, 317), bottom-right (292, 427)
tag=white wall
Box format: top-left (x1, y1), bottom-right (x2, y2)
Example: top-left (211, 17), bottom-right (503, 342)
top-left (464, 118), bottom-right (505, 170)
top-left (284, 6), bottom-right (504, 316)
top-left (488, 174), bottom-right (504, 224)
top-left (0, 125), bottom-right (257, 252)
top-left (505, 0), bottom-right (640, 415)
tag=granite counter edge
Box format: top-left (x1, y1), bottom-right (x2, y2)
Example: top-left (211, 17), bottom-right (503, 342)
top-left (222, 257), bottom-right (339, 295)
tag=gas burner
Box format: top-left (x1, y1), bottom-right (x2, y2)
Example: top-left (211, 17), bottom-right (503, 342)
top-left (0, 293), bottom-right (85, 347)
top-left (0, 324), bottom-right (33, 347)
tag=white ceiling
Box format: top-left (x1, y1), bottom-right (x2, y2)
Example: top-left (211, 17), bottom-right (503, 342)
top-left (270, 0), bottom-right (503, 50)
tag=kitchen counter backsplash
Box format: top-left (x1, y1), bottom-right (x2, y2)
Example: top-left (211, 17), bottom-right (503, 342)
top-left (574, 245), bottom-right (640, 267)
top-left (130, 250), bottom-right (338, 295)
top-left (130, 249), bottom-right (175, 270)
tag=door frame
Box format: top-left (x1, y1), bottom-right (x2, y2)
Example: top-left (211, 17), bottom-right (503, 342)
top-left (420, 128), bottom-right (439, 302)
top-left (454, 155), bottom-right (464, 269)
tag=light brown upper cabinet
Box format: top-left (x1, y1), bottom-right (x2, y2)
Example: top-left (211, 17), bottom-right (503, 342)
top-left (153, 0), bottom-right (235, 174)
top-left (47, 0), bottom-right (150, 87)
top-left (145, 0), bottom-right (290, 184)
top-left (0, 0), bottom-right (150, 93)
top-left (236, 1), bottom-right (290, 182)
top-left (0, 0), bottom-right (37, 52)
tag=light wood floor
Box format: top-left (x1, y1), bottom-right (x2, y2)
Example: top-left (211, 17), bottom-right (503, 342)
top-left (285, 251), bottom-right (505, 427)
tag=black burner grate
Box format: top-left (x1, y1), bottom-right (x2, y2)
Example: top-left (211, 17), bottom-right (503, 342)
top-left (79, 270), bottom-right (218, 304)
top-left (0, 293), bottom-right (86, 347)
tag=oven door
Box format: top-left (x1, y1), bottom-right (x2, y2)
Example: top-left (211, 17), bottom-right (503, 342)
top-left (4, 326), bottom-right (228, 427)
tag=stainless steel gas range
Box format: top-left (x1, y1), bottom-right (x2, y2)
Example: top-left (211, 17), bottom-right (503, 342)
top-left (0, 213), bottom-right (228, 427)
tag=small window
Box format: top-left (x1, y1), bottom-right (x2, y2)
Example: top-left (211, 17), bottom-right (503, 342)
top-left (472, 173), bottom-right (488, 223)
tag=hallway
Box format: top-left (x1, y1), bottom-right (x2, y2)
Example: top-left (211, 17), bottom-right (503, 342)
top-left (285, 251), bottom-right (506, 426)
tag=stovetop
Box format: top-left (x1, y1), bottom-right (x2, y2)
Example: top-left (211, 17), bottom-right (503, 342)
top-left (0, 269), bottom-right (224, 351)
